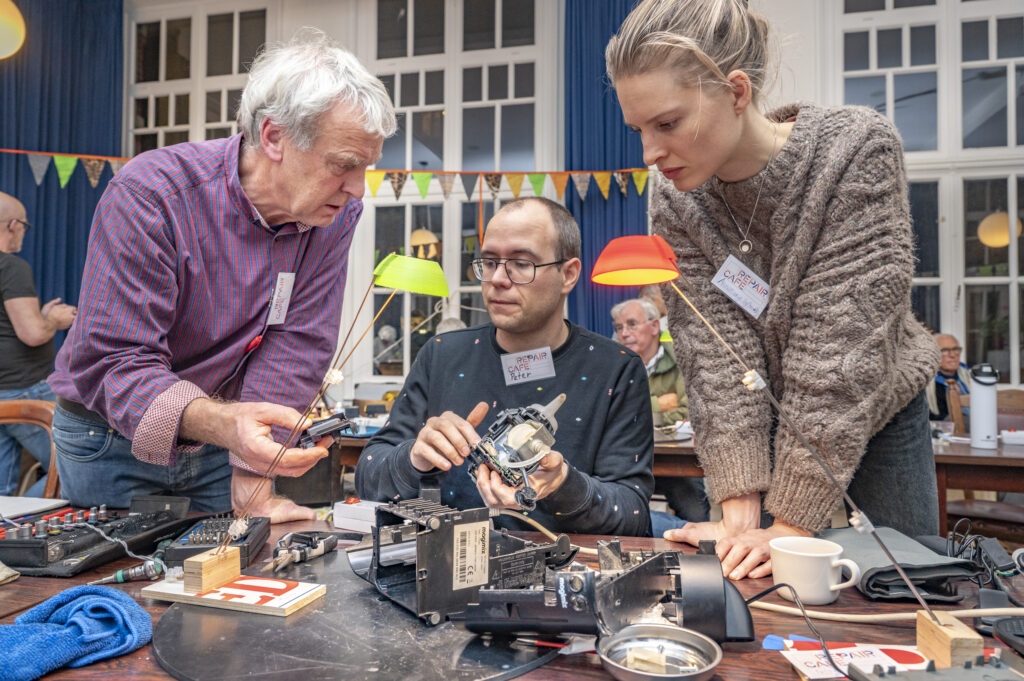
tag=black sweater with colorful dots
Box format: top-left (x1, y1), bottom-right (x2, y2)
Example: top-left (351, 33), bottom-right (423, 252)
top-left (355, 321), bottom-right (654, 536)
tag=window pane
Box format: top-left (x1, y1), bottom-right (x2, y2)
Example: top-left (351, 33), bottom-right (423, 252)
top-left (378, 0), bottom-right (407, 59)
top-left (894, 0), bottom-right (934, 6)
top-left (135, 22), bottom-right (160, 83)
top-left (965, 178), bottom-right (1008, 277)
top-left (463, 67), bottom-right (482, 101)
top-left (206, 91), bottom-right (222, 123)
top-left (373, 292), bottom-right (405, 376)
top-left (962, 67), bottom-right (1007, 149)
top-left (135, 97), bottom-right (149, 128)
top-left (165, 18), bottom-right (191, 80)
top-left (206, 127), bottom-right (232, 140)
top-left (965, 284), bottom-right (1010, 383)
top-left (462, 107), bottom-right (495, 171)
top-left (997, 17), bottom-right (1024, 59)
top-left (514, 63), bottom-right (534, 98)
top-left (207, 13), bottom-right (233, 76)
top-left (1017, 177), bottom-right (1024, 276)
top-left (500, 103), bottom-right (534, 171)
top-left (894, 71), bottom-right (937, 151)
top-left (410, 293), bottom-right (439, 364)
top-left (844, 75), bottom-right (886, 115)
top-left (910, 25), bottom-right (936, 66)
top-left (424, 70), bottom-right (444, 105)
top-left (238, 10), bottom-right (266, 72)
top-left (164, 130), bottom-right (189, 146)
top-left (461, 201), bottom-right (494, 286)
top-left (463, 0), bottom-right (495, 51)
top-left (375, 206), bottom-right (405, 263)
top-left (844, 0), bottom-right (884, 12)
top-left (134, 133), bottom-right (158, 155)
top-left (155, 96), bottom-right (169, 127)
top-left (844, 31), bottom-right (869, 71)
top-left (911, 286), bottom-right (940, 333)
top-left (414, 0), bottom-right (444, 56)
top-left (502, 0), bottom-right (534, 47)
top-left (174, 93), bottom-right (189, 125)
top-left (909, 182), bottom-right (939, 277)
top-left (380, 74), bottom-right (396, 105)
top-left (460, 291), bottom-right (490, 327)
top-left (877, 28), bottom-right (902, 68)
top-left (1018, 65), bottom-right (1024, 146)
top-left (379, 112), bottom-right (406, 169)
top-left (228, 89), bottom-right (242, 119)
top-left (401, 72), bottom-right (419, 107)
top-left (489, 64), bottom-right (508, 100)
top-left (961, 20), bottom-right (988, 62)
top-left (412, 110), bottom-right (444, 171)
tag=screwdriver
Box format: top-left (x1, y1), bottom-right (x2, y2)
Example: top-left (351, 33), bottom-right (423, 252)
top-left (88, 560), bottom-right (165, 585)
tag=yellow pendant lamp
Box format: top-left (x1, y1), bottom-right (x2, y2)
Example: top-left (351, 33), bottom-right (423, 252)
top-left (0, 0), bottom-right (26, 60)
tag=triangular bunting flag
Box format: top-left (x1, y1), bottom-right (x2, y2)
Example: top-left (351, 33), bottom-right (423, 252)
top-left (506, 173), bottom-right (524, 198)
top-left (527, 173), bottom-right (546, 197)
top-left (484, 173), bottom-right (502, 199)
top-left (436, 173), bottom-right (455, 199)
top-left (366, 170), bottom-right (386, 197)
top-left (614, 171), bottom-right (630, 196)
top-left (53, 155), bottom-right (78, 188)
top-left (389, 172), bottom-right (407, 199)
top-left (593, 172), bottom-right (612, 200)
top-left (412, 172), bottom-right (433, 199)
top-left (571, 172), bottom-right (591, 201)
top-left (81, 159), bottom-right (106, 188)
top-left (632, 170), bottom-right (649, 196)
top-left (549, 172), bottom-right (569, 200)
top-left (109, 160), bottom-right (127, 175)
top-left (461, 173), bottom-right (478, 200)
top-left (27, 155), bottom-right (50, 186)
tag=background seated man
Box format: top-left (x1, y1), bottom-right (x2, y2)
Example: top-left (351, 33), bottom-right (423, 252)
top-left (611, 298), bottom-right (707, 534)
top-left (926, 333), bottom-right (969, 422)
top-left (356, 197), bottom-right (653, 536)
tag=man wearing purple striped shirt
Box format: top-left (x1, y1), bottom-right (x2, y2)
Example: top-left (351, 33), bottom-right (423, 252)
top-left (49, 33), bottom-right (395, 522)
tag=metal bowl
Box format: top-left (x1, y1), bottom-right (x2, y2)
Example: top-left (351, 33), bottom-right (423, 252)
top-left (596, 624), bottom-right (723, 681)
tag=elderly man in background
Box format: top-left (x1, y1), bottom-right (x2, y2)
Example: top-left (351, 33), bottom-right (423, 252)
top-left (926, 333), bottom-right (970, 422)
top-left (49, 32), bottom-right (395, 520)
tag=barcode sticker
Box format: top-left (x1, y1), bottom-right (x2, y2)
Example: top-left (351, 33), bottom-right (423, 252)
top-left (452, 521), bottom-right (489, 590)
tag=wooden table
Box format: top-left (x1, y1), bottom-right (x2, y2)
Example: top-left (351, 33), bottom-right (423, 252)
top-left (4, 518), bottom-right (1022, 681)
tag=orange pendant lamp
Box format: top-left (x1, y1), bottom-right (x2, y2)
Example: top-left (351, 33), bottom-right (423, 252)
top-left (0, 0), bottom-right (25, 60)
top-left (591, 234), bottom-right (680, 286)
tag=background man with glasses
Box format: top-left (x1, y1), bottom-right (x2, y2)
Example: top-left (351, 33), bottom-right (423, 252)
top-left (356, 196), bottom-right (653, 536)
top-left (926, 333), bottom-right (970, 422)
top-left (0, 191), bottom-right (77, 496)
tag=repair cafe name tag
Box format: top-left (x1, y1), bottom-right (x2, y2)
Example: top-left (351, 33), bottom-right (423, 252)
top-left (267, 272), bottom-right (296, 325)
top-left (500, 346), bottom-right (555, 386)
top-left (712, 255), bottom-right (770, 319)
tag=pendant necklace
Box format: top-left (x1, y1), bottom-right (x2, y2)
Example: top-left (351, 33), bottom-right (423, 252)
top-left (720, 121), bottom-right (778, 255)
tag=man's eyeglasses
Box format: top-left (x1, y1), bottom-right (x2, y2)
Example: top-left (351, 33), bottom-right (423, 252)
top-left (471, 258), bottom-right (565, 285)
top-left (939, 346), bottom-right (962, 355)
top-left (9, 218), bottom-right (30, 232)
top-left (612, 319), bottom-right (652, 334)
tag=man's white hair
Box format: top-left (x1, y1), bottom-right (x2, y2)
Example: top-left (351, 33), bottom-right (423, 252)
top-left (610, 298), bottom-right (660, 321)
top-left (238, 28), bottom-right (397, 151)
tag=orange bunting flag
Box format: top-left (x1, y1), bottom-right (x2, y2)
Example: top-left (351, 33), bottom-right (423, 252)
top-left (632, 170), bottom-right (649, 196)
top-left (505, 173), bottom-right (524, 198)
top-left (593, 172), bottom-right (612, 200)
top-left (366, 170), bottom-right (386, 197)
top-left (549, 172), bottom-right (570, 200)
top-left (570, 172), bottom-right (591, 201)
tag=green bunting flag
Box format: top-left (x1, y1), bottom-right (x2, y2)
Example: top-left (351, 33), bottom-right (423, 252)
top-left (52, 155), bottom-right (78, 188)
top-left (412, 172), bottom-right (433, 199)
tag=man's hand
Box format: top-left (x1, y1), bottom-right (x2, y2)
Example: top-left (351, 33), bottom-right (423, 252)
top-left (181, 399), bottom-right (327, 477)
top-left (475, 450), bottom-right (569, 510)
top-left (410, 402), bottom-right (489, 472)
top-left (41, 298), bottom-right (77, 330)
top-left (231, 468), bottom-right (316, 523)
top-left (657, 392), bottom-right (679, 412)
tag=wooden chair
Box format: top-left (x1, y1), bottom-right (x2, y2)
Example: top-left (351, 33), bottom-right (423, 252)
top-left (997, 388), bottom-right (1024, 413)
top-left (0, 400), bottom-right (59, 498)
top-left (947, 383), bottom-right (966, 435)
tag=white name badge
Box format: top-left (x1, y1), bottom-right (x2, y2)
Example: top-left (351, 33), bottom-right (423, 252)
top-left (500, 346), bottom-right (556, 386)
top-left (711, 255), bottom-right (770, 319)
top-left (267, 272), bottom-right (296, 325)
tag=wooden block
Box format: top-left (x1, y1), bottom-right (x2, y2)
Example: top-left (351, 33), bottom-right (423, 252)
top-left (142, 574), bottom-right (325, 617)
top-left (916, 610), bottom-right (983, 668)
top-left (183, 546), bottom-right (240, 594)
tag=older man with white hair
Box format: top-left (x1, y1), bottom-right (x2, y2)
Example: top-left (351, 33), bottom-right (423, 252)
top-left (49, 31), bottom-right (395, 521)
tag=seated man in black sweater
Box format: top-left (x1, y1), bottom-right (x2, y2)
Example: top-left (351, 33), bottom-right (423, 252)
top-left (355, 197), bottom-right (653, 536)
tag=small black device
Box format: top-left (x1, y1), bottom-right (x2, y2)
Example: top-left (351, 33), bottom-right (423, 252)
top-left (299, 414), bottom-right (356, 448)
top-left (162, 515), bottom-right (271, 567)
top-left (995, 616), bottom-right (1024, 658)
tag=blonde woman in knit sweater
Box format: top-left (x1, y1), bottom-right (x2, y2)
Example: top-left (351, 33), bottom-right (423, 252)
top-left (606, 0), bottom-right (940, 580)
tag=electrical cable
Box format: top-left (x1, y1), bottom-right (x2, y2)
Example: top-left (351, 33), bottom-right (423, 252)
top-left (745, 583), bottom-right (845, 678)
top-left (499, 510), bottom-right (598, 556)
top-left (79, 522), bottom-right (168, 574)
top-left (749, 602), bottom-right (1024, 623)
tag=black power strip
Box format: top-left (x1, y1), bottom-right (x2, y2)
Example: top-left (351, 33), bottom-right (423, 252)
top-left (162, 515), bottom-right (271, 568)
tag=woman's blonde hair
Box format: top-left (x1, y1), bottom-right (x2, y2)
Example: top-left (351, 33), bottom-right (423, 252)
top-left (606, 0), bottom-right (773, 102)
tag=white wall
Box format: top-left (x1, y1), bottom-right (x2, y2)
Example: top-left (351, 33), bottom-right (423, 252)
top-left (752, 0), bottom-right (828, 109)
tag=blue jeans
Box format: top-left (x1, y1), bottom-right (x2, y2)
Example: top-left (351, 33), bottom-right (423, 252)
top-left (651, 510), bottom-right (687, 537)
top-left (0, 379), bottom-right (56, 497)
top-left (52, 405), bottom-right (232, 512)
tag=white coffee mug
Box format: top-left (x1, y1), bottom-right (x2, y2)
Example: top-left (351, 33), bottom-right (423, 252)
top-left (769, 536), bottom-right (861, 606)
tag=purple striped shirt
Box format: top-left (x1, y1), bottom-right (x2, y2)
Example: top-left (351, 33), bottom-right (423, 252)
top-left (50, 134), bottom-right (360, 468)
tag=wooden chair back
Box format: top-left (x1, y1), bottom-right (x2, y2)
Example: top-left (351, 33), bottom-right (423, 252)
top-left (997, 388), bottom-right (1024, 413)
top-left (0, 400), bottom-right (59, 498)
top-left (947, 383), bottom-right (966, 436)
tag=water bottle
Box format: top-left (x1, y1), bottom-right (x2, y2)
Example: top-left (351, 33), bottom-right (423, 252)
top-left (970, 363), bottom-right (999, 449)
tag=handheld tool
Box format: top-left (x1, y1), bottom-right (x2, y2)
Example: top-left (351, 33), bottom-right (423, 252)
top-left (263, 531), bottom-right (339, 573)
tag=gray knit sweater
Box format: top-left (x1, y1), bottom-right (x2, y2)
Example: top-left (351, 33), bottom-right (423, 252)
top-left (650, 102), bottom-right (940, 532)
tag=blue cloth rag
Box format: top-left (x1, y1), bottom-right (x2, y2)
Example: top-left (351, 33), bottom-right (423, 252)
top-left (0, 585), bottom-right (152, 681)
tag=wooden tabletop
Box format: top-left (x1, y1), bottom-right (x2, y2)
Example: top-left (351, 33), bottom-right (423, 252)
top-left (4, 518), bottom-right (1021, 681)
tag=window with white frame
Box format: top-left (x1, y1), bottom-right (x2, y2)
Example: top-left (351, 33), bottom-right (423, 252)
top-left (835, 0), bottom-right (1024, 384)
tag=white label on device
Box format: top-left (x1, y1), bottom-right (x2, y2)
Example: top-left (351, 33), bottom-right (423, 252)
top-left (267, 272), bottom-right (295, 325)
top-left (712, 255), bottom-right (770, 319)
top-left (500, 346), bottom-right (555, 385)
top-left (453, 521), bottom-right (489, 590)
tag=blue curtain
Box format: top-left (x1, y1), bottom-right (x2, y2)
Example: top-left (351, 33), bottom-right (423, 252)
top-left (0, 0), bottom-right (123, 348)
top-left (564, 0), bottom-right (646, 339)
